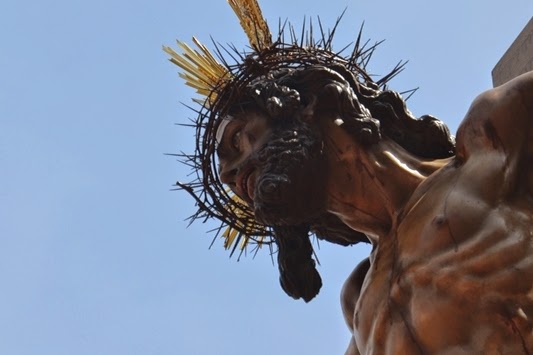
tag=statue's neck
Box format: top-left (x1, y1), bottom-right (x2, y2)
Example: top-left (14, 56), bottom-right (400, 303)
top-left (322, 124), bottom-right (447, 243)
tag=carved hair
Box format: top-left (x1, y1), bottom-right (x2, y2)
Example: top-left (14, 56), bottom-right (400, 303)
top-left (231, 64), bottom-right (455, 159)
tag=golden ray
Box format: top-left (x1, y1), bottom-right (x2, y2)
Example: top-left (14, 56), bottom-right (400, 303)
top-left (221, 192), bottom-right (267, 251)
top-left (228, 0), bottom-right (272, 50)
top-left (164, 1), bottom-right (272, 105)
top-left (163, 37), bottom-right (230, 104)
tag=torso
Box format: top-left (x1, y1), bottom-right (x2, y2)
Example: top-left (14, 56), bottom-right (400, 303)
top-left (355, 161), bottom-right (533, 354)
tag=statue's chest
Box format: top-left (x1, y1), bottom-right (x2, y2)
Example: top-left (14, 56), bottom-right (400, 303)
top-left (353, 195), bottom-right (533, 354)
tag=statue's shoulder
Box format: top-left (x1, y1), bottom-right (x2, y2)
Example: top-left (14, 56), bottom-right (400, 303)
top-left (456, 71), bottom-right (532, 158)
top-left (454, 71), bottom-right (533, 198)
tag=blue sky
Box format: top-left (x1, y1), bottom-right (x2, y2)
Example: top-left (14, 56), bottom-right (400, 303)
top-left (2, 1), bottom-right (532, 354)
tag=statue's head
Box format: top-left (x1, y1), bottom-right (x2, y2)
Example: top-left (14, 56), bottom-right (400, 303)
top-left (165, 1), bottom-right (455, 301)
top-left (194, 52), bottom-right (455, 234)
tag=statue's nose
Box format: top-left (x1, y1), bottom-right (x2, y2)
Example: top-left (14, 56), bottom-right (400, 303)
top-left (219, 165), bottom-right (237, 186)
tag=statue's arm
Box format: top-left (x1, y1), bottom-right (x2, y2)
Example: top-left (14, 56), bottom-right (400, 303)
top-left (455, 71), bottom-right (533, 197)
top-left (341, 258), bottom-right (370, 355)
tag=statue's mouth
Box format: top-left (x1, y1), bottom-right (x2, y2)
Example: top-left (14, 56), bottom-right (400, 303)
top-left (236, 166), bottom-right (257, 204)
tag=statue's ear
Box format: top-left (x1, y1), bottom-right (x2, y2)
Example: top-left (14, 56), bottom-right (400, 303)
top-left (300, 96), bottom-right (317, 123)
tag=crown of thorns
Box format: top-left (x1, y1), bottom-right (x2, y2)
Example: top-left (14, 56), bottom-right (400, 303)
top-left (164, 0), bottom-right (406, 256)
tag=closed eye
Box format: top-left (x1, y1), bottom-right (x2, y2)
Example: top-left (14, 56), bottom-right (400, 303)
top-left (231, 129), bottom-right (242, 151)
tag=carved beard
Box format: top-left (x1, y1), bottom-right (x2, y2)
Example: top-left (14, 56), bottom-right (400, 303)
top-left (250, 120), bottom-right (327, 226)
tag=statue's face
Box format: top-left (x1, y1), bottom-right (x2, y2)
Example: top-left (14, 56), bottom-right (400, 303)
top-left (217, 110), bottom-right (273, 205)
top-left (217, 110), bottom-right (328, 226)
